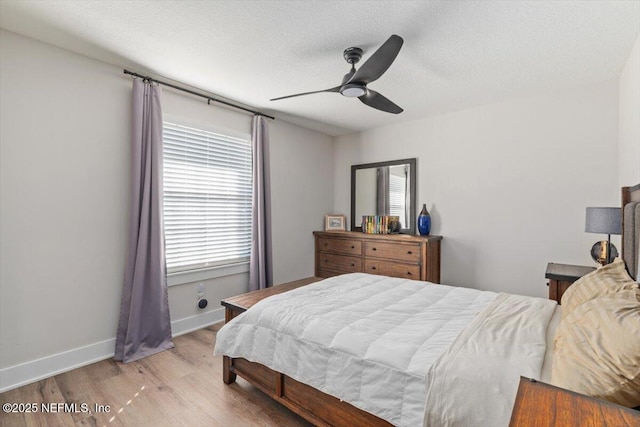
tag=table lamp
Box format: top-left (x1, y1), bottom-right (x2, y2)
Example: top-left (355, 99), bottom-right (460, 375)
top-left (585, 207), bottom-right (621, 265)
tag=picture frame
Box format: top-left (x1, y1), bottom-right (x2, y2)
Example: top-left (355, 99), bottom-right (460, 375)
top-left (324, 214), bottom-right (347, 231)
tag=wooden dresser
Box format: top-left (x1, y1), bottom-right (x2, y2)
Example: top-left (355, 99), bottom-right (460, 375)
top-left (314, 231), bottom-right (442, 283)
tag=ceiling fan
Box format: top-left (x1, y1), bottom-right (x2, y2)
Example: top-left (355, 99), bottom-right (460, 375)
top-left (270, 35), bottom-right (404, 114)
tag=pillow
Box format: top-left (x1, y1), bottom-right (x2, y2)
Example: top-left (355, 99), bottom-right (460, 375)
top-left (551, 290), bottom-right (640, 407)
top-left (561, 258), bottom-right (638, 318)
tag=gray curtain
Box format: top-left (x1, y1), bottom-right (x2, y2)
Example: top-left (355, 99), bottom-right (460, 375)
top-left (376, 167), bottom-right (390, 215)
top-left (249, 115), bottom-right (273, 291)
top-left (115, 79), bottom-right (174, 363)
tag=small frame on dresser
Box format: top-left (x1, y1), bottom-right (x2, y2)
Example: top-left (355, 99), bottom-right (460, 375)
top-left (325, 214), bottom-right (347, 231)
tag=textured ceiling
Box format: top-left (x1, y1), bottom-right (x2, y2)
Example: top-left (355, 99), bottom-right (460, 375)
top-left (1, 1), bottom-right (639, 136)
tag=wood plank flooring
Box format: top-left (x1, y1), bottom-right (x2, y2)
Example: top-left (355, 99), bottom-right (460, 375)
top-left (0, 323), bottom-right (312, 427)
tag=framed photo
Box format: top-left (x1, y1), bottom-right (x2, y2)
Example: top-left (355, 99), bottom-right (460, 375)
top-left (324, 214), bottom-right (347, 231)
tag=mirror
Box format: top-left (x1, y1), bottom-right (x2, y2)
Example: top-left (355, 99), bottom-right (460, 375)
top-left (351, 158), bottom-right (416, 234)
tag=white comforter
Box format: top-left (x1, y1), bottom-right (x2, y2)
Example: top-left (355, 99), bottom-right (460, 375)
top-left (214, 273), bottom-right (556, 427)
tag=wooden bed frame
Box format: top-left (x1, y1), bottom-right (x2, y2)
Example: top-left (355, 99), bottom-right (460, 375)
top-left (221, 285), bottom-right (392, 427)
top-left (622, 184), bottom-right (640, 269)
top-left (221, 184), bottom-right (640, 427)
top-left (622, 183), bottom-right (640, 206)
top-left (223, 357), bottom-right (391, 426)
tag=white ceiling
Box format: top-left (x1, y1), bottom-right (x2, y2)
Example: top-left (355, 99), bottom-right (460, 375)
top-left (1, 1), bottom-right (639, 136)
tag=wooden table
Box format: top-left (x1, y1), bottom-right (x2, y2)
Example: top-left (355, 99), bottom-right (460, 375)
top-left (509, 377), bottom-right (640, 426)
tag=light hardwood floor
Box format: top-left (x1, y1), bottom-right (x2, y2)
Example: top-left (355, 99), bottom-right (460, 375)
top-left (0, 323), bottom-right (312, 427)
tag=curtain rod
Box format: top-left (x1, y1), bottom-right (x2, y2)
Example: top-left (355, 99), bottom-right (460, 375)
top-left (123, 69), bottom-right (275, 120)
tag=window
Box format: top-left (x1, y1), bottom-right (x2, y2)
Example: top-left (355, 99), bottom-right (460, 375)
top-left (389, 165), bottom-right (409, 227)
top-left (162, 121), bottom-right (252, 275)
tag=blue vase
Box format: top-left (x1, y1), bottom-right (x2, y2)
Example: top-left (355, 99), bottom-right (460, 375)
top-left (418, 204), bottom-right (431, 235)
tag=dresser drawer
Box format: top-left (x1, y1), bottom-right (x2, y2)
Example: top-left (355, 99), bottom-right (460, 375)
top-left (364, 260), bottom-right (420, 279)
top-left (364, 241), bottom-right (420, 263)
top-left (318, 253), bottom-right (362, 273)
top-left (314, 231), bottom-right (442, 284)
top-left (318, 237), bottom-right (362, 255)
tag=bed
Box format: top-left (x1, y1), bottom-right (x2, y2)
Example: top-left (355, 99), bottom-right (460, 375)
top-left (214, 184), bottom-right (640, 427)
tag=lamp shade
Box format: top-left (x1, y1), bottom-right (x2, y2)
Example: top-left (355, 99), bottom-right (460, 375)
top-left (585, 207), bottom-right (622, 235)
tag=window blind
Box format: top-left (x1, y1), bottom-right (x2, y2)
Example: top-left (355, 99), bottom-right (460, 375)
top-left (389, 174), bottom-right (406, 216)
top-left (163, 121), bottom-right (252, 273)
top-left (389, 170), bottom-right (407, 226)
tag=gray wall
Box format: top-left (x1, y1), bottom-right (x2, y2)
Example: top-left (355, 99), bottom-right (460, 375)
top-left (0, 30), bottom-right (334, 390)
top-left (619, 34), bottom-right (640, 187)
top-left (334, 80), bottom-right (621, 298)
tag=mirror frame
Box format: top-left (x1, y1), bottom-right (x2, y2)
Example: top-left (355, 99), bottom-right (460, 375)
top-left (350, 158), bottom-right (417, 234)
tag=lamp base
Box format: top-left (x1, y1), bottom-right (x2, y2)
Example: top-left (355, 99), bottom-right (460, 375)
top-left (590, 241), bottom-right (618, 266)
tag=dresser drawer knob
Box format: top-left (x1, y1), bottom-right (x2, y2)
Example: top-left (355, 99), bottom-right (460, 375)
top-left (324, 259), bottom-right (329, 263)
top-left (371, 266), bottom-right (377, 270)
top-left (351, 245), bottom-right (355, 249)
top-left (372, 247), bottom-right (377, 251)
top-left (407, 251), bottom-right (412, 254)
top-left (407, 272), bottom-right (412, 275)
top-left (350, 263), bottom-right (355, 267)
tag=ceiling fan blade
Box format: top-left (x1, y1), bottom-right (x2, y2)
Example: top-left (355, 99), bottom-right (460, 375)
top-left (358, 89), bottom-right (403, 114)
top-left (348, 35), bottom-right (403, 85)
top-left (270, 86), bottom-right (340, 101)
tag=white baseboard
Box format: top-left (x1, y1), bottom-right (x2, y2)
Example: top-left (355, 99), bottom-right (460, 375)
top-left (0, 307), bottom-right (225, 393)
top-left (170, 307), bottom-right (225, 337)
top-left (0, 338), bottom-right (117, 394)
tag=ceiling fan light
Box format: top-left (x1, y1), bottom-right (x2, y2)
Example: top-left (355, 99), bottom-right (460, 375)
top-left (340, 84), bottom-right (367, 98)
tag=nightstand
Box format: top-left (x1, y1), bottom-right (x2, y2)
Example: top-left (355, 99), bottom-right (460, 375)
top-left (545, 263), bottom-right (595, 304)
top-left (509, 376), bottom-right (640, 426)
